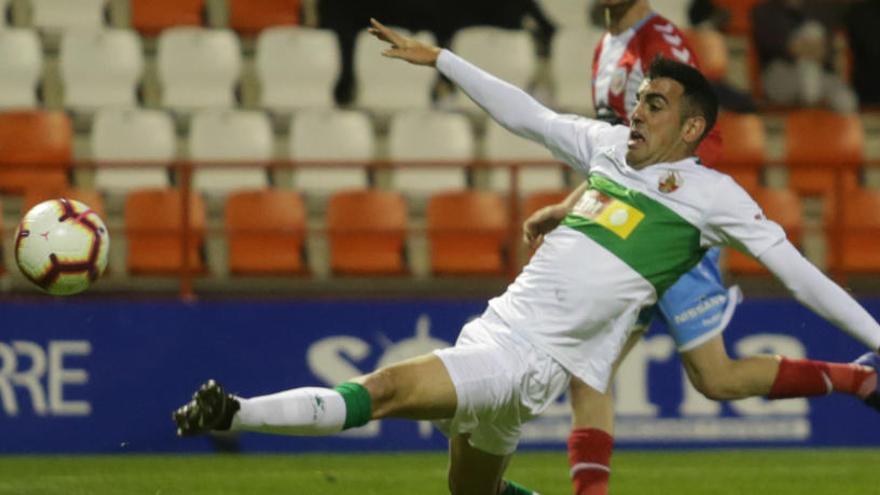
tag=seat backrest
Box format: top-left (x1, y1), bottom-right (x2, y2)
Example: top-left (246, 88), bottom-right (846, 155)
top-left (715, 112), bottom-right (765, 169)
top-left (536, 0), bottom-right (589, 29)
top-left (60, 29), bottom-right (143, 111)
top-left (354, 27), bottom-right (436, 112)
top-left (523, 189), bottom-right (571, 217)
top-left (484, 119), bottom-right (564, 193)
top-left (255, 27), bottom-right (338, 111)
top-left (0, 110), bottom-right (71, 164)
top-left (327, 189), bottom-right (407, 232)
top-left (226, 189), bottom-right (305, 233)
top-left (188, 109), bottom-right (272, 193)
top-left (713, 0), bottom-right (762, 34)
top-left (684, 28), bottom-right (728, 81)
top-left (131, 0), bottom-right (204, 36)
top-left (31, 0), bottom-right (105, 33)
top-left (784, 109), bottom-right (864, 169)
top-left (0, 29), bottom-right (42, 109)
top-left (228, 0), bottom-right (299, 36)
top-left (326, 189), bottom-right (408, 274)
top-left (288, 109), bottom-right (373, 192)
top-left (158, 27), bottom-right (241, 111)
top-left (125, 188), bottom-right (205, 230)
top-left (91, 108), bottom-right (175, 192)
top-left (842, 188), bottom-right (880, 229)
top-left (753, 188), bottom-right (803, 240)
top-left (551, 27), bottom-right (602, 113)
top-left (23, 187), bottom-right (106, 219)
top-left (427, 190), bottom-right (509, 274)
top-left (451, 27), bottom-right (535, 112)
top-left (388, 110), bottom-right (474, 194)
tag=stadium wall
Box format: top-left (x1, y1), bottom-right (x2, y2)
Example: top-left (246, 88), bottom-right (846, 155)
top-left (0, 298), bottom-right (877, 454)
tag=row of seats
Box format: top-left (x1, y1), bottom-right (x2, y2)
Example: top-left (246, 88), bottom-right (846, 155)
top-left (7, 184), bottom-right (880, 277)
top-left (0, 107), bottom-right (870, 197)
top-left (0, 0), bottom-right (300, 36)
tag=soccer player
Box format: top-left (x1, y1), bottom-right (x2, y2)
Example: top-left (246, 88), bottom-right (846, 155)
top-left (173, 20), bottom-right (880, 495)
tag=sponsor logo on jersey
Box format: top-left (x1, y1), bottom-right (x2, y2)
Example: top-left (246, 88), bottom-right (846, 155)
top-left (658, 171), bottom-right (682, 193)
top-left (572, 190), bottom-right (645, 239)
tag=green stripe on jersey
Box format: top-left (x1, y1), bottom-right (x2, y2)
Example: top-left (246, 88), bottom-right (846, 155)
top-left (561, 174), bottom-right (705, 295)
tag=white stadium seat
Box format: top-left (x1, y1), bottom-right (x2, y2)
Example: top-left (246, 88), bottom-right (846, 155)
top-left (388, 110), bottom-right (474, 194)
top-left (60, 29), bottom-right (143, 112)
top-left (189, 109), bottom-right (273, 194)
top-left (158, 27), bottom-right (241, 112)
top-left (450, 27), bottom-right (535, 113)
top-left (91, 108), bottom-right (175, 192)
top-left (256, 27), bottom-right (339, 112)
top-left (552, 27), bottom-right (604, 113)
top-left (483, 120), bottom-right (565, 193)
top-left (354, 28), bottom-right (436, 112)
top-left (537, 0), bottom-right (589, 29)
top-left (31, 0), bottom-right (106, 33)
top-left (288, 109), bottom-right (374, 194)
top-left (0, 29), bottom-right (42, 109)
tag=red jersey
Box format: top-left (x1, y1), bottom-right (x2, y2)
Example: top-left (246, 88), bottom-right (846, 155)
top-left (591, 13), bottom-right (721, 165)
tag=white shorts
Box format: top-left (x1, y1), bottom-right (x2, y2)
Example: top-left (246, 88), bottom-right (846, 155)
top-left (432, 309), bottom-right (571, 456)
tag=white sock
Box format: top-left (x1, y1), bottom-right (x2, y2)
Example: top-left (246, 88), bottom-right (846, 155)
top-left (231, 387), bottom-right (346, 436)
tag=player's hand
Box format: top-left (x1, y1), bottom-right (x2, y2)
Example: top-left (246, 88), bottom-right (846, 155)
top-left (368, 18), bottom-right (442, 66)
top-left (523, 205), bottom-right (568, 248)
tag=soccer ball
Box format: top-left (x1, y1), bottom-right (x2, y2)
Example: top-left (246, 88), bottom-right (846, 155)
top-left (14, 198), bottom-right (110, 296)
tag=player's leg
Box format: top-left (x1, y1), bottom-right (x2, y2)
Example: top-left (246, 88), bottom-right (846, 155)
top-left (567, 331), bottom-right (643, 495)
top-left (173, 352), bottom-right (458, 436)
top-left (448, 434), bottom-right (512, 495)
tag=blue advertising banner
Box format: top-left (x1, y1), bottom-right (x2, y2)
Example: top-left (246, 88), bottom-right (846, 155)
top-left (0, 298), bottom-right (877, 454)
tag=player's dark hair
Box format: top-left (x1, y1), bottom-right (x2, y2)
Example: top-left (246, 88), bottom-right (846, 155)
top-left (646, 56), bottom-right (718, 142)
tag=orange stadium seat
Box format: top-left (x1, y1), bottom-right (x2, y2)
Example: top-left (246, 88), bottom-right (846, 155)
top-left (712, 112), bottom-right (766, 193)
top-left (225, 189), bottom-right (307, 274)
top-left (131, 0), bottom-right (205, 37)
top-left (523, 189), bottom-right (571, 217)
top-left (714, 0), bottom-right (763, 35)
top-left (0, 197), bottom-right (4, 274)
top-left (327, 190), bottom-right (408, 275)
top-left (427, 191), bottom-right (509, 275)
top-left (724, 188), bottom-right (803, 274)
top-left (229, 0), bottom-right (300, 36)
top-left (0, 111), bottom-right (71, 194)
top-left (684, 29), bottom-right (729, 82)
top-left (784, 109), bottom-right (863, 197)
top-left (125, 189), bottom-right (206, 274)
top-left (833, 187), bottom-right (880, 273)
top-left (23, 187), bottom-right (106, 219)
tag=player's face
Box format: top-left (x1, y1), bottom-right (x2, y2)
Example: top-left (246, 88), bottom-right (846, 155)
top-left (626, 78), bottom-right (689, 168)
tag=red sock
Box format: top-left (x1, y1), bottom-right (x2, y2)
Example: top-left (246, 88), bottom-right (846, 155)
top-left (768, 357), bottom-right (877, 399)
top-left (568, 427), bottom-right (613, 495)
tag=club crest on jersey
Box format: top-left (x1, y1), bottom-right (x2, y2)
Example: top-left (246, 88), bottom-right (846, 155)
top-left (610, 67), bottom-right (627, 96)
top-left (658, 171), bottom-right (682, 193)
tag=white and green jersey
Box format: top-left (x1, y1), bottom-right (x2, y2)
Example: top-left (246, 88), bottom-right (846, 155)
top-left (437, 48), bottom-right (880, 391)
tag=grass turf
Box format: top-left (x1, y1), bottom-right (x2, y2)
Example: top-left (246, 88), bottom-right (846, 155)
top-left (1, 449), bottom-right (877, 495)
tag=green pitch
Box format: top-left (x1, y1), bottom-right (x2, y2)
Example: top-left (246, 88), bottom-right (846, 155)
top-left (1, 449), bottom-right (878, 495)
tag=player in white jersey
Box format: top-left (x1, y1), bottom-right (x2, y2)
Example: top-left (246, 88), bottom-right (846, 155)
top-left (172, 20), bottom-right (880, 495)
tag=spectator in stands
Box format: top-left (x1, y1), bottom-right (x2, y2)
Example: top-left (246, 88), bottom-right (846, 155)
top-left (845, 0), bottom-right (880, 106)
top-left (751, 0), bottom-right (858, 112)
top-left (688, 0), bottom-right (731, 30)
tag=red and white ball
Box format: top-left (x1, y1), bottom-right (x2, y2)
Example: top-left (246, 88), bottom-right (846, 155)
top-left (14, 198), bottom-right (110, 296)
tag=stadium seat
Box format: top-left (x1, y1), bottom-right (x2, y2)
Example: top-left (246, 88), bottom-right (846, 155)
top-left (450, 28), bottom-right (535, 113)
top-left (326, 190), bottom-right (408, 275)
top-left (724, 188), bottom-right (803, 274)
top-left (228, 0), bottom-right (299, 37)
top-left (0, 111), bottom-right (71, 193)
top-left (834, 187), bottom-right (880, 273)
top-left (225, 189), bottom-right (306, 274)
top-left (427, 191), bottom-right (510, 275)
top-left (523, 189), bottom-right (571, 217)
top-left (288, 109), bottom-right (373, 194)
top-left (157, 27), bottom-right (241, 112)
top-left (131, 0), bottom-right (204, 37)
top-left (31, 0), bottom-right (106, 34)
top-left (188, 109), bottom-right (273, 194)
top-left (551, 27), bottom-right (603, 114)
top-left (388, 110), bottom-right (474, 195)
top-left (0, 29), bottom-right (42, 109)
top-left (783, 109), bottom-right (863, 197)
top-left (537, 0), bottom-right (590, 29)
top-left (124, 188), bottom-right (206, 274)
top-left (22, 187), bottom-right (106, 219)
top-left (484, 120), bottom-right (565, 194)
top-left (255, 27), bottom-right (338, 112)
top-left (651, 0), bottom-right (690, 27)
top-left (684, 29), bottom-right (728, 82)
top-left (712, 112), bottom-right (766, 193)
top-left (713, 0), bottom-right (762, 35)
top-left (59, 29), bottom-right (143, 112)
top-left (91, 108), bottom-right (174, 192)
top-left (354, 28), bottom-right (436, 112)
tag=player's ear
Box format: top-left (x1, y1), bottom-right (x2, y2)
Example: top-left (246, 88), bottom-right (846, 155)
top-left (681, 115), bottom-right (706, 145)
